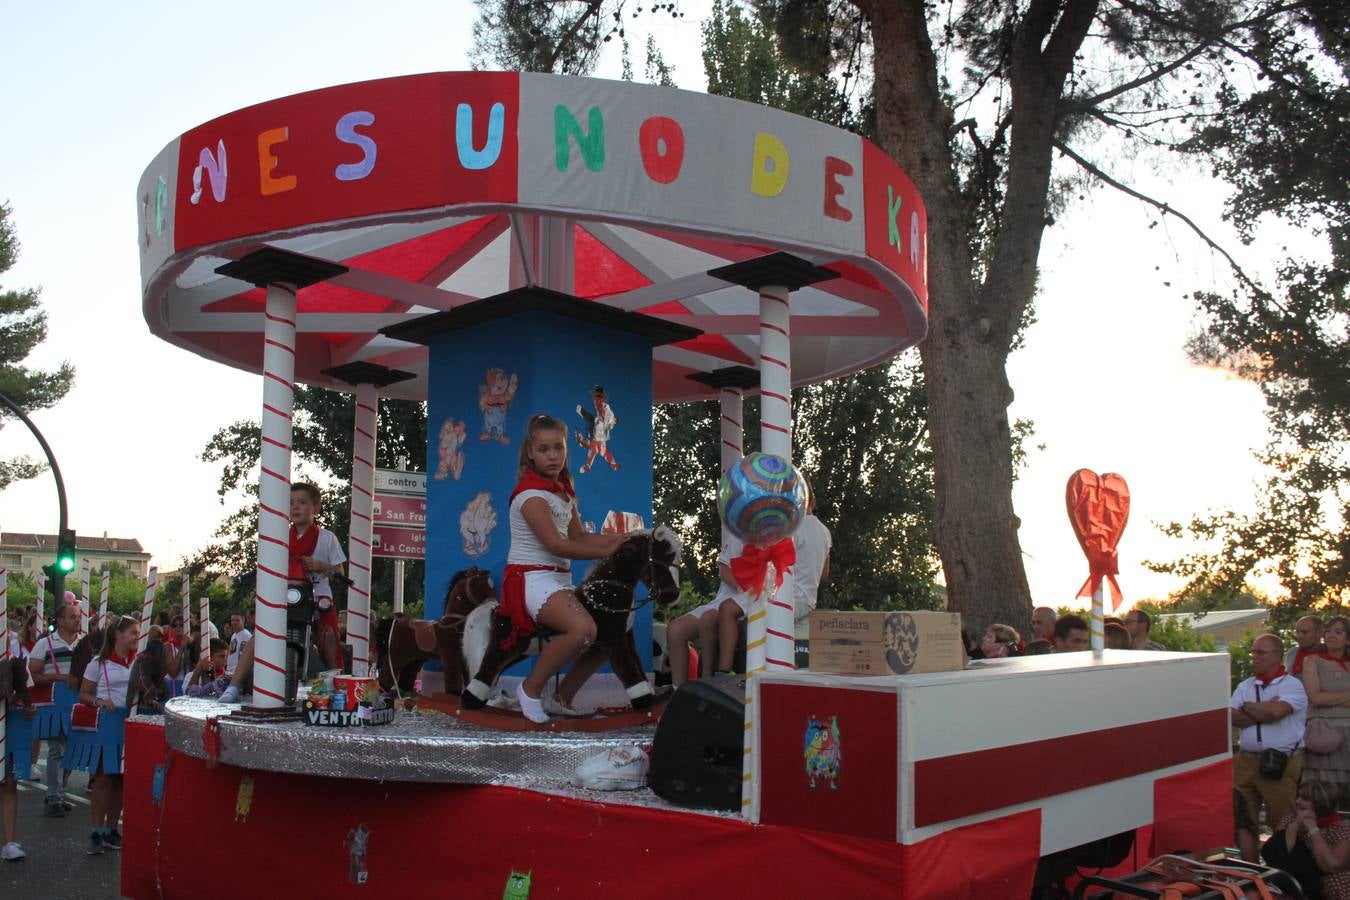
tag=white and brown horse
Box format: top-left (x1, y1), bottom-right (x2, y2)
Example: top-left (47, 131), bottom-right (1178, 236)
top-left (461, 527), bottom-right (682, 711)
top-left (375, 567), bottom-right (496, 695)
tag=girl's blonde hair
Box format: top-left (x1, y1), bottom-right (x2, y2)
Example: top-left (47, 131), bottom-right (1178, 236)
top-left (517, 413), bottom-right (575, 490)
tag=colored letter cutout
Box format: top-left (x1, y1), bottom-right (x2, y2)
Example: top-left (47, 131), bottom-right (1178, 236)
top-left (456, 102), bottom-right (505, 171)
top-left (554, 105), bottom-right (605, 173)
top-left (639, 116), bottom-right (684, 184)
top-left (887, 186), bottom-right (902, 250)
top-left (823, 156), bottom-right (854, 222)
top-left (258, 127), bottom-right (297, 196)
top-left (750, 132), bottom-right (789, 197)
top-left (189, 140), bottom-right (228, 206)
top-left (335, 111), bottom-right (378, 182)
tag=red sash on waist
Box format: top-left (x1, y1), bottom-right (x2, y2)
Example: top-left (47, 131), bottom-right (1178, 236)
top-left (500, 564), bottom-right (569, 650)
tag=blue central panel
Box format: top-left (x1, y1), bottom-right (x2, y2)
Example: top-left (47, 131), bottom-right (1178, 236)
top-left (423, 308), bottom-right (655, 674)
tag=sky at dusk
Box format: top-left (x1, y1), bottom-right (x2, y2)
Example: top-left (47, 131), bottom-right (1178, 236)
top-left (0, 1), bottom-right (1276, 610)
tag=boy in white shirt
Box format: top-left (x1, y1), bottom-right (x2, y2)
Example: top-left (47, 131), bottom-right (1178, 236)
top-left (218, 483), bottom-right (346, 703)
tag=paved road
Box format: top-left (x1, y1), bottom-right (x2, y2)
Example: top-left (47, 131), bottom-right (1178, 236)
top-left (1, 753), bottom-right (124, 899)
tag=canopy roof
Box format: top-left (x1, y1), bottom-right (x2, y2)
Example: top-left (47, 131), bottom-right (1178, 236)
top-left (138, 72), bottom-right (928, 402)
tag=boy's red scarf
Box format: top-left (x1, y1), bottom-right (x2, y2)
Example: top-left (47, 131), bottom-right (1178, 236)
top-left (289, 524), bottom-right (319, 580)
top-left (499, 472), bottom-right (575, 650)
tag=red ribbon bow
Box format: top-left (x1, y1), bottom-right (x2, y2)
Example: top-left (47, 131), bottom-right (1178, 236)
top-left (730, 539), bottom-right (797, 597)
top-left (1065, 469), bottom-right (1131, 611)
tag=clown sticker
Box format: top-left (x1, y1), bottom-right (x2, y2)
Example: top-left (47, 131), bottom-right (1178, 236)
top-left (460, 492), bottom-right (497, 558)
top-left (575, 384), bottom-right (620, 474)
top-left (479, 368), bottom-right (519, 443)
top-left (434, 418), bottom-right (466, 481)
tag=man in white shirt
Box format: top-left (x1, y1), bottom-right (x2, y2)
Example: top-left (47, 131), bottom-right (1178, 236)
top-left (790, 485), bottom-right (831, 623)
top-left (28, 602), bottom-right (81, 817)
top-left (1232, 633), bottom-right (1307, 859)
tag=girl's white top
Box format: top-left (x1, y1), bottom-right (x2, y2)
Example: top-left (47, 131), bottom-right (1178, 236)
top-left (93, 655), bottom-right (134, 707)
top-left (508, 489), bottom-right (574, 570)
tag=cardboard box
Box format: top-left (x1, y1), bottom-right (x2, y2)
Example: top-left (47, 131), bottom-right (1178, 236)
top-left (808, 610), bottom-right (964, 675)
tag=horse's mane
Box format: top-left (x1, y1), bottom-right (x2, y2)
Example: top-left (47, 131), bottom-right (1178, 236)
top-left (650, 525), bottom-right (683, 564)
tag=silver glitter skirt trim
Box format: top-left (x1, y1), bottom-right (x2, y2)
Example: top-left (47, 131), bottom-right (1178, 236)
top-left (164, 695), bottom-right (658, 790)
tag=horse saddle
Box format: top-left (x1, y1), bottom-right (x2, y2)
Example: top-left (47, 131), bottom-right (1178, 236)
top-left (409, 620), bottom-right (441, 655)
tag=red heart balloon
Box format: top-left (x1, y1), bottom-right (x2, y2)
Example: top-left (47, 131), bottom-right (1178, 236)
top-left (1065, 470), bottom-right (1131, 610)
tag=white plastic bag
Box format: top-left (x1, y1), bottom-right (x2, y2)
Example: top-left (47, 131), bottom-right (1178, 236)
top-left (572, 745), bottom-right (649, 791)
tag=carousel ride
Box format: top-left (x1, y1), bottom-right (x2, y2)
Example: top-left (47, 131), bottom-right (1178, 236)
top-left (122, 72), bottom-right (1232, 898)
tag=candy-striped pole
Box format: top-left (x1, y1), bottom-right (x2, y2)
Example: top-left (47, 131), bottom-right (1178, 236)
top-left (743, 284), bottom-right (798, 818)
top-left (80, 558), bottom-right (91, 635)
top-left (756, 284), bottom-right (797, 674)
top-left (0, 567), bottom-right (8, 769)
top-left (35, 570), bottom-right (45, 630)
top-left (199, 592), bottom-right (209, 661)
top-left (1092, 585), bottom-right (1105, 657)
top-left (719, 386), bottom-right (744, 475)
top-left (253, 282), bottom-right (299, 708)
top-left (99, 569), bottom-right (111, 627)
top-left (346, 382), bottom-right (378, 677)
top-left (138, 567), bottom-right (158, 655)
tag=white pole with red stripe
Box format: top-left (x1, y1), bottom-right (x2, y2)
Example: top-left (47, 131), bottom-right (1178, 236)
top-left (80, 558), bottom-right (91, 635)
top-left (720, 386), bottom-right (744, 475)
top-left (754, 284), bottom-right (797, 673)
top-left (346, 382), bottom-right (377, 677)
top-left (99, 569), bottom-right (111, 627)
top-left (35, 570), bottom-right (45, 631)
top-left (138, 567), bottom-right (158, 655)
top-left (251, 282), bottom-right (299, 708)
top-left (1, 567), bottom-right (9, 768)
top-left (742, 284), bottom-right (798, 817)
top-left (199, 592), bottom-right (210, 659)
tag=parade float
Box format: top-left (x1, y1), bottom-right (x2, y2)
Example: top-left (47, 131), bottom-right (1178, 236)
top-left (116, 71), bottom-right (1232, 898)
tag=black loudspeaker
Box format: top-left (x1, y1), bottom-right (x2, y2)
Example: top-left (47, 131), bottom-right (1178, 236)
top-left (649, 674), bottom-right (746, 811)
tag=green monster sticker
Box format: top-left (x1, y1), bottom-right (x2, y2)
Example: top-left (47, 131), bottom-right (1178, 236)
top-left (503, 869), bottom-right (532, 898)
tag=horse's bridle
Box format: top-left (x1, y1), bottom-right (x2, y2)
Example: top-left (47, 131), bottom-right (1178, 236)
top-left (578, 536), bottom-right (679, 615)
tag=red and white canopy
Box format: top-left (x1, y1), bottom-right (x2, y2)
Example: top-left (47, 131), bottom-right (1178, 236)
top-left (138, 72), bottom-right (928, 402)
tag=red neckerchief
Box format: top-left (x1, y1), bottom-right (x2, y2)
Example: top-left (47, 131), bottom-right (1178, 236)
top-left (1255, 665), bottom-right (1288, 686)
top-left (509, 470), bottom-right (575, 504)
top-left (289, 523), bottom-right (320, 580)
top-left (1320, 812), bottom-right (1342, 829)
top-left (1293, 644), bottom-right (1325, 675)
top-left (107, 650), bottom-right (136, 668)
top-left (1317, 650), bottom-right (1349, 671)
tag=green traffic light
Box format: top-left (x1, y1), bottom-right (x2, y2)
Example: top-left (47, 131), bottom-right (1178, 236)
top-left (58, 556), bottom-right (75, 572)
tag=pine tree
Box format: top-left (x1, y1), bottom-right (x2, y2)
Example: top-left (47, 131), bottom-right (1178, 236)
top-left (0, 201), bottom-right (75, 490)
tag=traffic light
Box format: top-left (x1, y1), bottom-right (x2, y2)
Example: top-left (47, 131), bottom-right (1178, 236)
top-left (57, 528), bottom-right (76, 574)
top-left (41, 562), bottom-right (66, 607)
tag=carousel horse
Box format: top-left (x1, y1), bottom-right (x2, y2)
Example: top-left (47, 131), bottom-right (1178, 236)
top-left (375, 567), bottom-right (495, 696)
top-left (461, 526), bottom-right (683, 712)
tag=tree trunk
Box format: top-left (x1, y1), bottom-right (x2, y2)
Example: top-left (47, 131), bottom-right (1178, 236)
top-left (870, 0), bottom-right (1097, 631)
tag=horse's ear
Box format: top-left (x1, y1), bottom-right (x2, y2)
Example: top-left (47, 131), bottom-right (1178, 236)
top-left (653, 525), bottom-right (683, 562)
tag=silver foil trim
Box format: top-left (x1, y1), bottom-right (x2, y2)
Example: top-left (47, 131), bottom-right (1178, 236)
top-left (163, 695), bottom-right (665, 793)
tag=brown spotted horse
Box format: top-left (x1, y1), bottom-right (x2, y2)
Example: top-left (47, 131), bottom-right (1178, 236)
top-left (461, 526), bottom-right (682, 712)
top-left (375, 566), bottom-right (496, 696)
